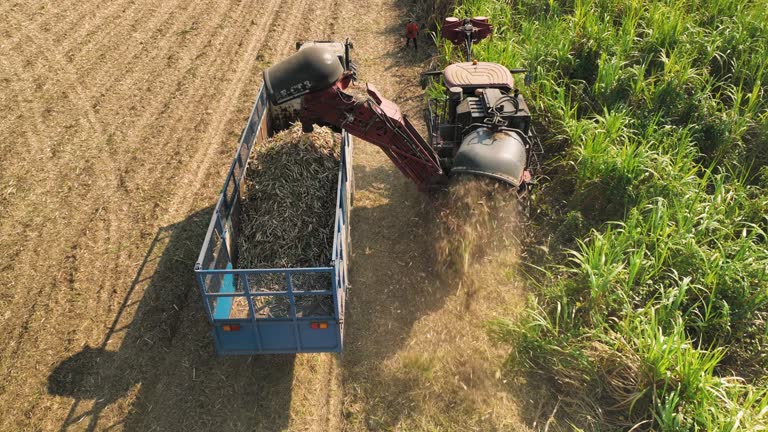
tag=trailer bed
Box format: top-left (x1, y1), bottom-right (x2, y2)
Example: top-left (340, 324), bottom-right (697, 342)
top-left (194, 86), bottom-right (352, 355)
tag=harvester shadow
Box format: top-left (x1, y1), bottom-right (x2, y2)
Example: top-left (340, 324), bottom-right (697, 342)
top-left (343, 4), bottom-right (560, 427)
top-left (48, 208), bottom-right (295, 432)
top-left (342, 161), bottom-right (470, 426)
top-left (347, 163), bottom-right (558, 430)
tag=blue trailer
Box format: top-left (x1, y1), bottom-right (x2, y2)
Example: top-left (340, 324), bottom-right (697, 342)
top-left (194, 85), bottom-right (352, 355)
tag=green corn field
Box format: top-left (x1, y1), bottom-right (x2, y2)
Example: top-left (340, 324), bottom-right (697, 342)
top-left (439, 0), bottom-right (768, 429)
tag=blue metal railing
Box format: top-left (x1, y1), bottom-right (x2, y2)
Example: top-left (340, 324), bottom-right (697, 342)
top-left (194, 85), bottom-right (351, 354)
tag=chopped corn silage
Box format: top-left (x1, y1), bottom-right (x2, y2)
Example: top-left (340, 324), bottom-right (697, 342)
top-left (434, 176), bottom-right (521, 277)
top-left (234, 123), bottom-right (340, 318)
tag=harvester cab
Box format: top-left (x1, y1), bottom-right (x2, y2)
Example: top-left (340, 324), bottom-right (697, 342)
top-left (262, 18), bottom-right (541, 194)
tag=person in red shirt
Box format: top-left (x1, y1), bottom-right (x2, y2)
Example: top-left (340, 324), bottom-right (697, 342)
top-left (405, 19), bottom-right (419, 51)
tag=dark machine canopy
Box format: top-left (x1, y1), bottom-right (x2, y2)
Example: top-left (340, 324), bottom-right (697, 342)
top-left (452, 128), bottom-right (528, 186)
top-left (263, 46), bottom-right (344, 105)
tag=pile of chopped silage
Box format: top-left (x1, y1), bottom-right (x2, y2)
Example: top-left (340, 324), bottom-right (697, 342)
top-left (233, 122), bottom-right (340, 318)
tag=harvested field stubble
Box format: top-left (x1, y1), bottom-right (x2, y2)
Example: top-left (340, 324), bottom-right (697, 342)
top-left (234, 122), bottom-right (340, 318)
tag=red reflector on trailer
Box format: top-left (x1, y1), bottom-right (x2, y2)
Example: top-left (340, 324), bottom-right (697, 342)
top-left (310, 321), bottom-right (329, 329)
top-left (222, 324), bottom-right (241, 332)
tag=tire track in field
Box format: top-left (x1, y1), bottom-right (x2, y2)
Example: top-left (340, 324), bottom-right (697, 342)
top-left (153, 0), bottom-right (322, 358)
top-left (55, 0), bottom-right (257, 324)
top-left (2, 0), bottom-right (190, 140)
top-left (0, 84), bottom-right (85, 404)
top-left (0, 62), bottom-right (54, 169)
top-left (1, 0), bottom-right (230, 420)
top-left (91, 0), bottom-right (304, 426)
top-left (0, 8), bottom-right (146, 352)
top-left (145, 0), bottom-right (316, 342)
top-left (131, 1), bottom-right (346, 429)
top-left (76, 0), bottom-right (280, 347)
top-left (0, 0), bottom-right (271, 354)
top-left (0, 52), bottom-right (88, 265)
top-left (149, 0), bottom-right (337, 336)
top-left (158, 0), bottom-right (295, 225)
top-left (88, 0), bottom-right (265, 319)
top-left (77, 0), bottom-right (248, 196)
top-left (89, 0), bottom-right (274, 323)
top-left (0, 0), bottom-right (337, 429)
top-left (326, 0), bottom-right (342, 39)
top-left (58, 0), bottom-right (192, 107)
top-left (76, 0), bottom-right (277, 319)
top-left (0, 13), bottom-right (108, 141)
top-left (93, 0), bottom-right (252, 160)
top-left (0, 0), bottom-right (136, 52)
top-left (1, 0), bottom-right (182, 143)
top-left (0, 55), bottom-right (53, 293)
top-left (161, 0), bottom-right (333, 223)
top-left (61, 0), bottom-right (180, 62)
top-left (2, 0), bottom-right (195, 110)
top-left (0, 56), bottom-right (96, 391)
top-left (252, 0), bottom-right (311, 61)
top-left (6, 32), bottom-right (104, 137)
top-left (0, 0), bottom-right (210, 286)
top-left (64, 0), bottom-right (196, 93)
top-left (5, 0), bottom-right (204, 122)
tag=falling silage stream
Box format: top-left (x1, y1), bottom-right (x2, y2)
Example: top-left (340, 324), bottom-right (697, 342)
top-left (434, 176), bottom-right (522, 283)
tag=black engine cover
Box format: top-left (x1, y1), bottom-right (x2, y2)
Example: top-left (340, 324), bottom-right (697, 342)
top-left (455, 88), bottom-right (531, 133)
top-left (452, 127), bottom-right (528, 186)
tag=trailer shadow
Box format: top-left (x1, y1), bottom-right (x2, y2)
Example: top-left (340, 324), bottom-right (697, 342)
top-left (48, 207), bottom-right (296, 432)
